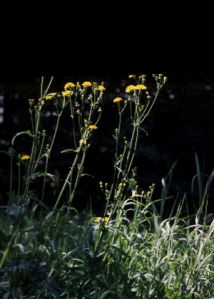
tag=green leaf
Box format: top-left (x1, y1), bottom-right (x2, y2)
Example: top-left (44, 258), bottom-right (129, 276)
top-left (31, 172), bottom-right (57, 181)
top-left (0, 148), bottom-right (16, 157)
top-left (60, 148), bottom-right (79, 154)
top-left (11, 130), bottom-right (34, 146)
top-left (13, 243), bottom-right (25, 254)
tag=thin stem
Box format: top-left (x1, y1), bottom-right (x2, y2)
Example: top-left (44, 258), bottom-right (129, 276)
top-left (139, 88), bottom-right (161, 124)
top-left (29, 109), bottom-right (35, 134)
top-left (40, 76), bottom-right (44, 98)
top-left (54, 151), bottom-right (81, 210)
top-left (23, 106), bottom-right (41, 197)
top-left (67, 150), bottom-right (86, 210)
top-left (123, 124), bottom-right (138, 178)
top-left (33, 130), bottom-right (46, 173)
top-left (43, 77), bottom-right (54, 96)
top-left (49, 112), bottom-right (62, 154)
top-left (17, 162), bottom-right (21, 197)
top-left (108, 104), bottom-right (127, 203)
top-left (9, 148), bottom-right (14, 198)
top-left (125, 126), bottom-right (139, 177)
top-left (41, 154), bottom-right (49, 203)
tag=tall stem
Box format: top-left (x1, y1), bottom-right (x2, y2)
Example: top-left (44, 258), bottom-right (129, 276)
top-left (54, 151), bottom-right (81, 210)
top-left (9, 148), bottom-right (14, 200)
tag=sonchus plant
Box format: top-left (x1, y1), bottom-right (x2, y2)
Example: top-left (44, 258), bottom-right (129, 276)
top-left (104, 74), bottom-right (167, 217)
top-left (8, 78), bottom-right (106, 217)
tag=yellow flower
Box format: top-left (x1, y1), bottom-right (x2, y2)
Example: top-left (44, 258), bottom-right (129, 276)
top-left (135, 84), bottom-right (147, 90)
top-left (95, 217), bottom-right (102, 224)
top-left (82, 81), bottom-right (92, 88)
top-left (113, 97), bottom-right (123, 103)
top-left (125, 85), bottom-right (136, 93)
top-left (64, 82), bottom-right (75, 90)
top-left (94, 217), bottom-right (109, 224)
top-left (97, 85), bottom-right (106, 92)
top-left (79, 138), bottom-right (87, 145)
top-left (20, 154), bottom-right (30, 161)
top-left (88, 125), bottom-right (98, 130)
top-left (146, 191), bottom-right (151, 197)
top-left (62, 90), bottom-right (73, 97)
top-left (128, 74), bottom-right (136, 78)
top-left (45, 93), bottom-right (57, 100)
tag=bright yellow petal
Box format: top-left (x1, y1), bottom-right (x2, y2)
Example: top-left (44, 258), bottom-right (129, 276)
top-left (62, 90), bottom-right (73, 97)
top-left (88, 125), bottom-right (98, 130)
top-left (20, 154), bottom-right (30, 161)
top-left (64, 82), bottom-right (75, 90)
top-left (97, 85), bottom-right (106, 92)
top-left (113, 97), bottom-right (123, 103)
top-left (125, 85), bottom-right (136, 93)
top-left (135, 84), bottom-right (147, 90)
top-left (82, 81), bottom-right (92, 87)
top-left (45, 93), bottom-right (57, 100)
top-left (95, 217), bottom-right (101, 223)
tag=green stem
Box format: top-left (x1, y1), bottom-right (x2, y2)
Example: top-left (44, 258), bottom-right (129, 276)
top-left (123, 123), bottom-right (138, 178)
top-left (54, 151), bottom-right (81, 210)
top-left (17, 162), bottom-right (21, 197)
top-left (33, 130), bottom-right (46, 173)
top-left (67, 150), bottom-right (86, 210)
top-left (49, 112), bottom-right (62, 154)
top-left (125, 126), bottom-right (139, 177)
top-left (41, 154), bottom-right (49, 203)
top-left (139, 88), bottom-right (160, 124)
top-left (23, 108), bottom-right (41, 197)
top-left (107, 106), bottom-right (124, 204)
top-left (9, 148), bottom-right (14, 198)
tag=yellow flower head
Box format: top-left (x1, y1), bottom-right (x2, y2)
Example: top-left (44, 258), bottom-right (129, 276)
top-left (135, 84), bottom-right (147, 90)
top-left (125, 85), bottom-right (136, 93)
top-left (82, 81), bottom-right (92, 88)
top-left (79, 138), bottom-right (87, 145)
top-left (113, 97), bottom-right (123, 103)
top-left (20, 154), bottom-right (30, 161)
top-left (88, 125), bottom-right (98, 130)
top-left (97, 85), bottom-right (106, 92)
top-left (94, 217), bottom-right (109, 224)
top-left (62, 90), bottom-right (73, 97)
top-left (64, 82), bottom-right (75, 90)
top-left (146, 191), bottom-right (151, 197)
top-left (128, 74), bottom-right (136, 79)
top-left (95, 217), bottom-right (102, 224)
top-left (45, 93), bottom-right (57, 100)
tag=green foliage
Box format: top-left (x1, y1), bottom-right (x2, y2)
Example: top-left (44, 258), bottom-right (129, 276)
top-left (1, 200), bottom-right (214, 298)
